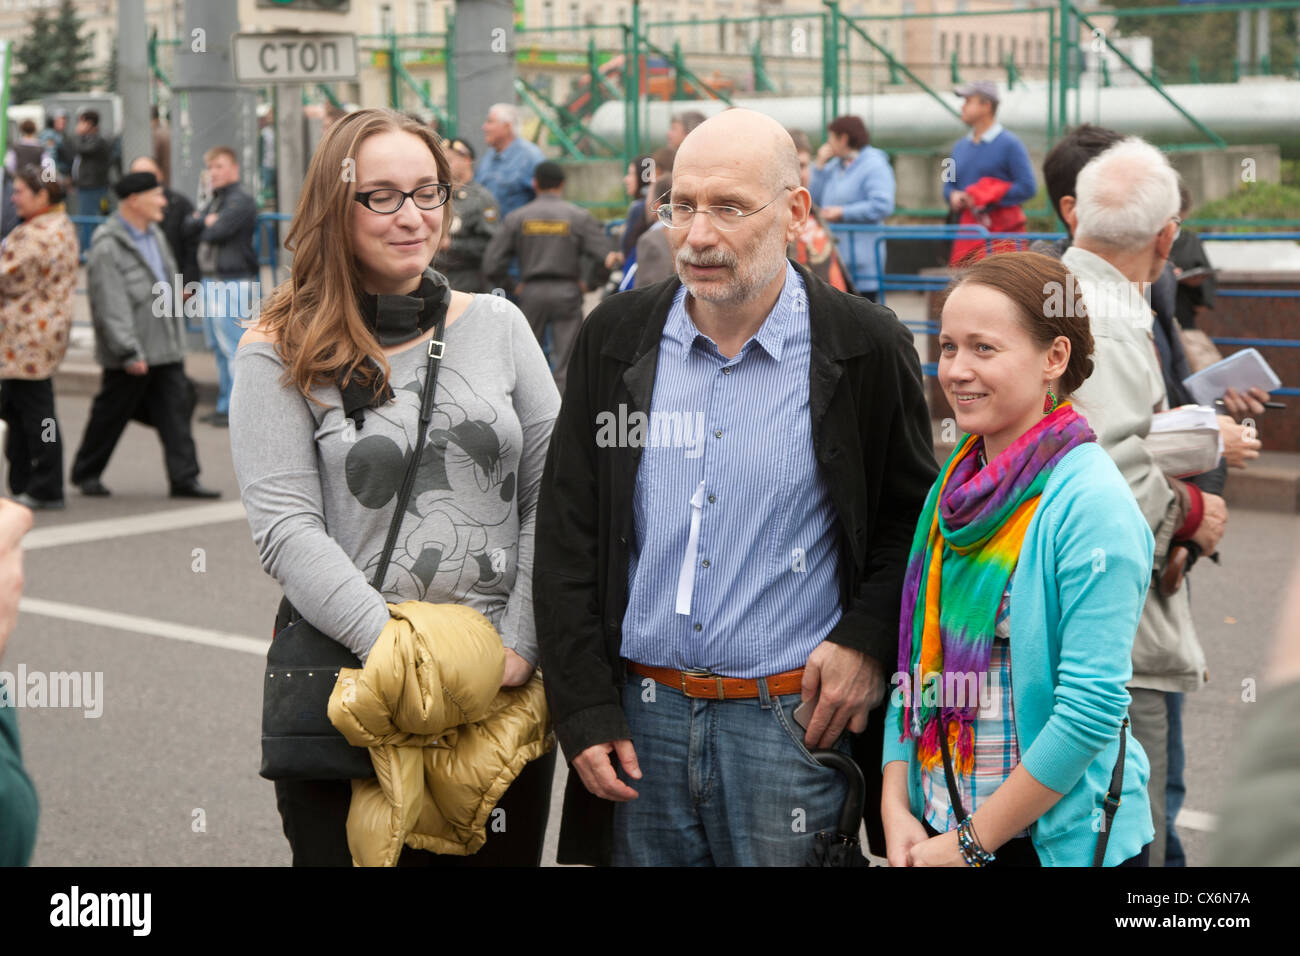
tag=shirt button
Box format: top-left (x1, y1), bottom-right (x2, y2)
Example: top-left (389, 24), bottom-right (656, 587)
top-left (707, 494), bottom-right (716, 503)
top-left (714, 429), bottom-right (723, 439)
top-left (701, 559), bottom-right (710, 568)
top-left (693, 623), bottom-right (702, 632)
top-left (722, 367), bottom-right (732, 375)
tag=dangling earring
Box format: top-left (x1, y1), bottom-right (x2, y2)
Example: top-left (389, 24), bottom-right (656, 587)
top-left (1042, 387), bottom-right (1058, 415)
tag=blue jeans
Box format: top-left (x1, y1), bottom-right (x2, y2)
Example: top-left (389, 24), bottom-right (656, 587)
top-left (201, 278), bottom-right (255, 414)
top-left (1165, 691), bottom-right (1187, 866)
top-left (75, 186), bottom-right (108, 252)
top-left (612, 674), bottom-right (850, 866)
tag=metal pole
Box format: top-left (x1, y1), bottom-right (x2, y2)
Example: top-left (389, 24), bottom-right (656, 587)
top-left (1255, 7), bottom-right (1270, 72)
top-left (274, 84), bottom-right (304, 284)
top-left (1237, 9), bottom-right (1252, 74)
top-left (118, 0), bottom-right (152, 172)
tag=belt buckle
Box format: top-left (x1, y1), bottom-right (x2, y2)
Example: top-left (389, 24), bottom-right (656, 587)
top-left (681, 667), bottom-right (723, 700)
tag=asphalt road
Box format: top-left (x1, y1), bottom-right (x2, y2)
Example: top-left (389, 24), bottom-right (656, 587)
top-left (8, 380), bottom-right (1298, 866)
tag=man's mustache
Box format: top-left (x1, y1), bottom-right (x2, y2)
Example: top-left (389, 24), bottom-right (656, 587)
top-left (676, 247), bottom-right (736, 269)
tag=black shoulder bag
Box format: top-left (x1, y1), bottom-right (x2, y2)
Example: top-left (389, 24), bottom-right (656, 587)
top-left (939, 715), bottom-right (1129, 867)
top-left (260, 324), bottom-right (447, 781)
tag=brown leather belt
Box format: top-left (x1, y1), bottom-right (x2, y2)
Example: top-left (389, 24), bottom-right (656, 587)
top-left (627, 662), bottom-right (805, 700)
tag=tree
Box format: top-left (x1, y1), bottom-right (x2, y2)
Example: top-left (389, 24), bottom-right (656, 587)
top-left (51, 0), bottom-right (95, 91)
top-left (10, 7), bottom-right (58, 104)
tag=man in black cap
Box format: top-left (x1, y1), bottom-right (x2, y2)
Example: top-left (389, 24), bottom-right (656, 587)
top-left (436, 137), bottom-right (500, 293)
top-left (70, 172), bottom-right (219, 500)
top-left (482, 160), bottom-right (612, 393)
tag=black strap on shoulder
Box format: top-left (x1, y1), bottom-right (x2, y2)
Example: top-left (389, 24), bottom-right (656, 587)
top-left (937, 716), bottom-right (968, 823)
top-left (370, 318), bottom-right (447, 592)
top-left (1093, 716), bottom-right (1129, 867)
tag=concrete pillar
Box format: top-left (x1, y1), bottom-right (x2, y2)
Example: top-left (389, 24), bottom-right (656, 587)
top-left (117, 0), bottom-right (151, 171)
top-left (454, 0), bottom-right (517, 158)
top-left (170, 0), bottom-right (258, 208)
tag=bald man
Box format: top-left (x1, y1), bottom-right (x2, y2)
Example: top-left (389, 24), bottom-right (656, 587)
top-left (534, 109), bottom-right (938, 866)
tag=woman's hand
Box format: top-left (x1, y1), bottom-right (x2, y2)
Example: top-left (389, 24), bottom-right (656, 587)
top-left (821, 205), bottom-right (844, 223)
top-left (882, 803), bottom-right (930, 867)
top-left (907, 828), bottom-right (970, 867)
top-left (814, 141), bottom-right (835, 169)
top-left (501, 647), bottom-right (535, 687)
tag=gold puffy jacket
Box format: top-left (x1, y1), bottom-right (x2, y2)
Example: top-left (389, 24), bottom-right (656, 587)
top-left (326, 601), bottom-right (552, 867)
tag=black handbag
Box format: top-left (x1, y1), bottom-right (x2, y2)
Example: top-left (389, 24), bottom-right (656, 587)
top-left (259, 323), bottom-right (447, 781)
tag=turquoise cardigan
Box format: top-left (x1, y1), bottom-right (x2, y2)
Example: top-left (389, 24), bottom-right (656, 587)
top-left (883, 441), bottom-right (1157, 866)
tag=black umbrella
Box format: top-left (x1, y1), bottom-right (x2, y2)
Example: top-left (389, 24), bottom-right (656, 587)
top-left (805, 749), bottom-right (870, 867)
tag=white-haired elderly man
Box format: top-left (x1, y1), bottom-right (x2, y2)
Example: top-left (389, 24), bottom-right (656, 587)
top-left (1062, 137), bottom-right (1226, 867)
top-left (476, 103), bottom-right (545, 220)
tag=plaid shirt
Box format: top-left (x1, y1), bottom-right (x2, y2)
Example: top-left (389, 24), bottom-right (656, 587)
top-left (922, 576), bottom-right (1026, 834)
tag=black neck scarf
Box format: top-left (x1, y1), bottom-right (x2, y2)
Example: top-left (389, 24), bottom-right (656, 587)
top-left (339, 270), bottom-right (451, 431)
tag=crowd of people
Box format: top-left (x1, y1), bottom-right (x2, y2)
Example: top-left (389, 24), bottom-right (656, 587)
top-left (0, 86), bottom-right (1291, 870)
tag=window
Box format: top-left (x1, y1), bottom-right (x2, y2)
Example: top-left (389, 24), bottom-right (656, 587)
top-left (1037, 39), bottom-right (1044, 65)
top-left (568, 2), bottom-right (579, 28)
top-left (969, 33), bottom-right (976, 64)
top-left (997, 36), bottom-right (1004, 64)
top-left (543, 0), bottom-right (554, 28)
top-left (940, 32), bottom-right (947, 62)
top-left (379, 3), bottom-right (394, 36)
top-left (690, 14), bottom-right (699, 50)
top-left (414, 0), bottom-right (430, 34)
top-left (983, 35), bottom-right (990, 66)
top-left (718, 20), bottom-right (727, 53)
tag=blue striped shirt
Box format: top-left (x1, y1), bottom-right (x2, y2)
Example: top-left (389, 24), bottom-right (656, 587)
top-left (621, 261), bottom-right (842, 678)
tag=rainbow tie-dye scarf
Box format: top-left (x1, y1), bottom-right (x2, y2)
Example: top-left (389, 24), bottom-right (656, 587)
top-left (895, 402), bottom-right (1095, 773)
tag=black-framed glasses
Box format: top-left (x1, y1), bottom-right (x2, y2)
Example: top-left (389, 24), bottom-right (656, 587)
top-left (353, 183), bottom-right (451, 214)
top-left (656, 185), bottom-right (797, 232)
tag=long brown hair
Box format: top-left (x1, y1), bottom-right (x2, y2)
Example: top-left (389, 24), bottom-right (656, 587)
top-left (257, 108), bottom-right (452, 399)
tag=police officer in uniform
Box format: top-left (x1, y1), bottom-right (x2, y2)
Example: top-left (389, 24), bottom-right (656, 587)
top-left (483, 161), bottom-right (612, 394)
top-left (436, 138), bottom-right (500, 292)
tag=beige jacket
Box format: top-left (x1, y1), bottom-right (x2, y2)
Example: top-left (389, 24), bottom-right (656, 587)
top-left (1065, 245), bottom-right (1207, 693)
top-left (326, 601), bottom-right (552, 867)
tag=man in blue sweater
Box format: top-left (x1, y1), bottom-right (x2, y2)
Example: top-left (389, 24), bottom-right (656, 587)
top-left (944, 81), bottom-right (1037, 264)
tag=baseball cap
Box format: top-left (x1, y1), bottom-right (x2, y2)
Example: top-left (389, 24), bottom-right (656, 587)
top-left (954, 80), bottom-right (1000, 103)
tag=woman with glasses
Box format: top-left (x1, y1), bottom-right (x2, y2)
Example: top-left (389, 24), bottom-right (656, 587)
top-left (809, 115), bottom-right (896, 302)
top-left (230, 108), bottom-right (559, 866)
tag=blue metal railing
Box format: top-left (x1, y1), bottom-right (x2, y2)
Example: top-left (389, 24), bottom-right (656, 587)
top-left (829, 224), bottom-right (1300, 398)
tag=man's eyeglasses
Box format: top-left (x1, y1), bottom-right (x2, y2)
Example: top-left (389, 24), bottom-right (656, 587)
top-left (656, 185), bottom-right (797, 232)
top-left (353, 183), bottom-right (451, 214)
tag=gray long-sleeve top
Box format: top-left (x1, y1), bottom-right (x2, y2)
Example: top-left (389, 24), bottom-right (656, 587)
top-left (230, 294), bottom-right (560, 663)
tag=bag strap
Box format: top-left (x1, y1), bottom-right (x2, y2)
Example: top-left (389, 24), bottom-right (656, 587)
top-left (937, 716), bottom-right (968, 823)
top-left (1093, 716), bottom-right (1129, 867)
top-left (371, 319), bottom-right (447, 591)
top-left (281, 321), bottom-right (447, 628)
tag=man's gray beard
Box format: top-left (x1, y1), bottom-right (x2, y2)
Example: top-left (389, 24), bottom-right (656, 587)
top-left (678, 232), bottom-right (788, 306)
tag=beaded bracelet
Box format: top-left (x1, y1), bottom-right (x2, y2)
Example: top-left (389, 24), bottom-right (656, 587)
top-left (957, 816), bottom-right (996, 867)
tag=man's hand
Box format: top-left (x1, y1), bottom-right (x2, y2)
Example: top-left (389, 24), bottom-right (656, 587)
top-left (948, 190), bottom-right (971, 212)
top-left (0, 501), bottom-right (32, 660)
top-left (1222, 387), bottom-right (1270, 420)
top-left (604, 250), bottom-right (623, 271)
top-left (821, 205), bottom-right (844, 223)
top-left (1190, 491), bottom-right (1227, 554)
top-left (500, 647), bottom-right (535, 687)
top-left (124, 359), bottom-right (148, 376)
top-left (204, 212), bottom-right (219, 228)
top-left (800, 642), bottom-right (884, 750)
top-left (572, 740), bottom-right (641, 802)
top-left (1218, 415), bottom-right (1261, 469)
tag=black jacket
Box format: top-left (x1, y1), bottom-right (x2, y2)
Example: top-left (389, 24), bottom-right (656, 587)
top-left (160, 188), bottom-right (201, 290)
top-left (533, 259), bottom-right (939, 864)
top-left (184, 182), bottom-right (259, 279)
top-left (68, 131), bottom-right (113, 188)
